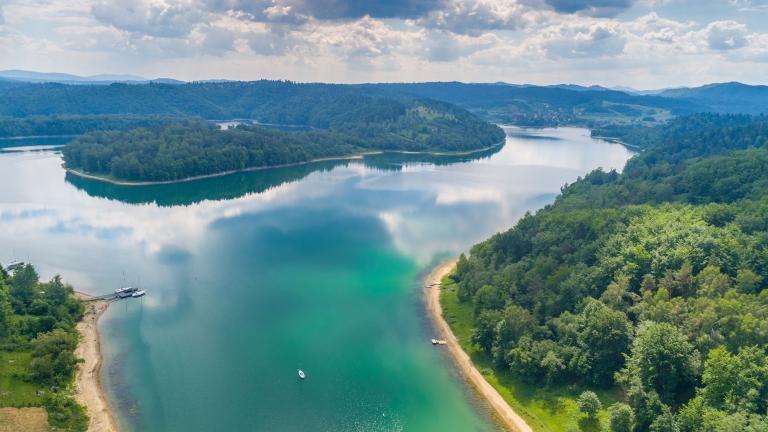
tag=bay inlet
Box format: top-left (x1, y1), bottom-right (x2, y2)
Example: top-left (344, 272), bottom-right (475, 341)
top-left (0, 127), bottom-right (633, 431)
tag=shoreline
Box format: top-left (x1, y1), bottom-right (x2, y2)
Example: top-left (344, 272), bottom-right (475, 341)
top-left (63, 140), bottom-right (505, 187)
top-left (73, 292), bottom-right (119, 432)
top-left (424, 260), bottom-right (532, 432)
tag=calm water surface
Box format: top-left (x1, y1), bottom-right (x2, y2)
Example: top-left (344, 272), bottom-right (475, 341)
top-left (0, 127), bottom-right (633, 431)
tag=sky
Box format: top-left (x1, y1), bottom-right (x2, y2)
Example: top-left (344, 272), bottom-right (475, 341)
top-left (0, 0), bottom-right (767, 88)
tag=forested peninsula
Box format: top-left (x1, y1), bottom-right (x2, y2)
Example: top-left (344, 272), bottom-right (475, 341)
top-left (447, 113), bottom-right (768, 431)
top-left (62, 98), bottom-right (504, 183)
top-left (0, 263), bottom-right (89, 430)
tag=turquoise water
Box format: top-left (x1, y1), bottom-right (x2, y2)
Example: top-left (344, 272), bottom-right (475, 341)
top-left (0, 127), bottom-right (633, 431)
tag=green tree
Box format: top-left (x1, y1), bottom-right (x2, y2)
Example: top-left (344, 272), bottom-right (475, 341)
top-left (609, 403), bottom-right (635, 432)
top-left (473, 285), bottom-right (504, 315)
top-left (577, 299), bottom-right (633, 385)
top-left (43, 392), bottom-right (89, 431)
top-left (649, 407), bottom-right (679, 432)
top-left (29, 329), bottom-right (79, 386)
top-left (619, 322), bottom-right (699, 405)
top-left (471, 310), bottom-right (501, 354)
top-left (700, 346), bottom-right (768, 414)
top-left (736, 269), bottom-right (762, 294)
top-left (10, 264), bottom-right (39, 309)
top-left (577, 391), bottom-right (602, 419)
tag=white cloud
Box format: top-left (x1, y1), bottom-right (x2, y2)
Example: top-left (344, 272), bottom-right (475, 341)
top-left (416, 0), bottom-right (541, 35)
top-left (542, 22), bottom-right (626, 58)
top-left (706, 20), bottom-right (748, 50)
top-left (92, 0), bottom-right (205, 38)
top-left (420, 30), bottom-right (498, 61)
top-left (0, 0), bottom-right (767, 87)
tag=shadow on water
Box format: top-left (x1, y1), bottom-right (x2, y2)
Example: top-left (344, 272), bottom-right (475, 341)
top-left (0, 136), bottom-right (74, 149)
top-left (64, 144), bottom-right (503, 207)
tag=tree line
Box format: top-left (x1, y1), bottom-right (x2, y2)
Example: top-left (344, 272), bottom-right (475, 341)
top-left (453, 113), bottom-right (768, 431)
top-left (0, 114), bottom-right (182, 138)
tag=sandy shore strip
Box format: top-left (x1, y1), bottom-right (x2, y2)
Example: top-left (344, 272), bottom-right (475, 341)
top-left (424, 260), bottom-right (532, 432)
top-left (74, 292), bottom-right (119, 432)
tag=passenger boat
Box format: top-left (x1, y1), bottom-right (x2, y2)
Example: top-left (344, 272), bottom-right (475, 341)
top-left (115, 286), bottom-right (136, 294)
top-left (131, 290), bottom-right (146, 297)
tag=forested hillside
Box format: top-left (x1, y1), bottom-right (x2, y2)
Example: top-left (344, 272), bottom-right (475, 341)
top-left (362, 82), bottom-right (768, 126)
top-left (0, 114), bottom-right (181, 138)
top-left (450, 114), bottom-right (768, 431)
top-left (2, 81), bottom-right (766, 133)
top-left (0, 263), bottom-right (87, 430)
top-left (361, 82), bottom-right (691, 127)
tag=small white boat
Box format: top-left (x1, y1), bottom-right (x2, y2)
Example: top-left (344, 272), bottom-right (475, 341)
top-left (5, 261), bottom-right (24, 273)
top-left (298, 369), bottom-right (306, 380)
top-left (131, 290), bottom-right (146, 298)
top-left (431, 339), bottom-right (447, 345)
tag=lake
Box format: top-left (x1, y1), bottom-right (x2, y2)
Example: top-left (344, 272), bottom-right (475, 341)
top-left (0, 127), bottom-right (633, 431)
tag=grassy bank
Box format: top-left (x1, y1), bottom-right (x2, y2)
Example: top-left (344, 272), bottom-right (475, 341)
top-left (439, 276), bottom-right (618, 432)
top-left (0, 352), bottom-right (40, 407)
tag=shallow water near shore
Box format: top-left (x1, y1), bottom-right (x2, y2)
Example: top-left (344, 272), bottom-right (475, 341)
top-left (0, 127), bottom-right (633, 431)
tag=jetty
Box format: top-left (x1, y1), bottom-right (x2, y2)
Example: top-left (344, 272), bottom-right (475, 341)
top-left (82, 286), bottom-right (147, 302)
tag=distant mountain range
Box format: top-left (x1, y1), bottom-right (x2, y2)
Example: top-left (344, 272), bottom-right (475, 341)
top-left (0, 70), bottom-right (764, 127)
top-left (0, 69), bottom-right (184, 85)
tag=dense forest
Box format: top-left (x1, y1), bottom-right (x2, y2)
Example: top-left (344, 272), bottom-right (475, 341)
top-left (0, 80), bottom-right (765, 132)
top-left (451, 113), bottom-right (768, 431)
top-left (62, 99), bottom-right (505, 182)
top-left (0, 263), bottom-right (88, 430)
top-left (0, 114), bottom-right (181, 138)
top-left (360, 82), bottom-right (689, 127)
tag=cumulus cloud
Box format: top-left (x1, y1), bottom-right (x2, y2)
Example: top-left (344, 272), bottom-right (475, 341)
top-left (417, 0), bottom-right (538, 35)
top-left (309, 17), bottom-right (411, 61)
top-left (542, 22), bottom-right (626, 58)
top-left (245, 25), bottom-right (295, 55)
top-left (197, 25), bottom-right (237, 53)
top-left (92, 0), bottom-right (205, 38)
top-left (706, 20), bottom-right (748, 50)
top-left (728, 0), bottom-right (768, 12)
top-left (421, 30), bottom-right (498, 61)
top-left (627, 12), bottom-right (693, 44)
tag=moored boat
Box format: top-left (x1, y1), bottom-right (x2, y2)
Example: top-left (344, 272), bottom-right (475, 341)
top-left (298, 369), bottom-right (306, 379)
top-left (131, 290), bottom-right (146, 297)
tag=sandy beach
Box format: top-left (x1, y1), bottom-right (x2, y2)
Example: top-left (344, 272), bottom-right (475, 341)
top-left (74, 293), bottom-right (119, 432)
top-left (424, 260), bottom-right (532, 432)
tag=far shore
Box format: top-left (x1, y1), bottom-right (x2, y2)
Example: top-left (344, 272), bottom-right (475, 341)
top-left (424, 260), bottom-right (532, 432)
top-left (0, 134), bottom-right (78, 141)
top-left (63, 140), bottom-right (505, 187)
top-left (73, 292), bottom-right (119, 432)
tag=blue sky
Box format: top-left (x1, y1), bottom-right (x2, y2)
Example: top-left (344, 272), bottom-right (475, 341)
top-left (0, 0), bottom-right (767, 88)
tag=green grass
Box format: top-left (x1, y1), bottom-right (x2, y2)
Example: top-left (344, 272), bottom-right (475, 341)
top-left (440, 276), bottom-right (619, 432)
top-left (0, 351), bottom-right (44, 407)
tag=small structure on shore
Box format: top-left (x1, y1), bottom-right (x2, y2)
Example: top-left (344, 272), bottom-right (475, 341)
top-left (4, 260), bottom-right (24, 274)
top-left (84, 286), bottom-right (148, 301)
